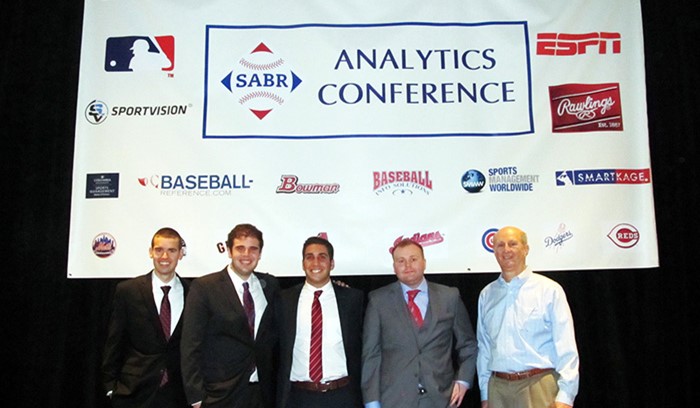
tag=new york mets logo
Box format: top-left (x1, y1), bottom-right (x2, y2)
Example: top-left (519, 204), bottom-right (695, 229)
top-left (220, 42), bottom-right (302, 120)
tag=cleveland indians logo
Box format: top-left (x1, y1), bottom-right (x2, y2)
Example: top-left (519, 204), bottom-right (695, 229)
top-left (220, 42), bottom-right (302, 120)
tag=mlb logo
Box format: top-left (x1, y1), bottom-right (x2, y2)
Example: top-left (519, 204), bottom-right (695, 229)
top-left (104, 36), bottom-right (175, 72)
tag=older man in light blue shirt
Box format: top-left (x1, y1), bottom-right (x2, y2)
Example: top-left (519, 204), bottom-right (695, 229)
top-left (477, 226), bottom-right (579, 408)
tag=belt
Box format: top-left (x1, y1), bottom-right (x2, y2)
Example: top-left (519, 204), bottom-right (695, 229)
top-left (292, 377), bottom-right (351, 392)
top-left (493, 368), bottom-right (554, 381)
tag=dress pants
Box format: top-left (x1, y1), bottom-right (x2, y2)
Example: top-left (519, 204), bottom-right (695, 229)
top-left (487, 371), bottom-right (559, 408)
top-left (287, 384), bottom-right (360, 408)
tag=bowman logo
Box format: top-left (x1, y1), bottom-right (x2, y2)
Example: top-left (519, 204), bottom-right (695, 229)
top-left (221, 42), bottom-right (303, 120)
top-left (276, 175), bottom-right (340, 194)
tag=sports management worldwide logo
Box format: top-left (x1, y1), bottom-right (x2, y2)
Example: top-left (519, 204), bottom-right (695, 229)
top-left (220, 42), bottom-right (303, 120)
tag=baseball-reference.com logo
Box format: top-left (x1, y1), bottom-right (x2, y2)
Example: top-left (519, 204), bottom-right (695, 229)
top-left (221, 42), bottom-right (302, 120)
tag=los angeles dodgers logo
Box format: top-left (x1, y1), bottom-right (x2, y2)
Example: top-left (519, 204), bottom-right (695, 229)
top-left (220, 42), bottom-right (303, 120)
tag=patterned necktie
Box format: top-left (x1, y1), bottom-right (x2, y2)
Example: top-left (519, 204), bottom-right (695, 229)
top-left (407, 289), bottom-right (424, 327)
top-left (309, 290), bottom-right (323, 382)
top-left (242, 282), bottom-right (255, 338)
top-left (159, 286), bottom-right (171, 386)
top-left (160, 286), bottom-right (171, 340)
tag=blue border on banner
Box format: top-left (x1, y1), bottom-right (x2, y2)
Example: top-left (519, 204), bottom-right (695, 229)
top-left (202, 21), bottom-right (534, 140)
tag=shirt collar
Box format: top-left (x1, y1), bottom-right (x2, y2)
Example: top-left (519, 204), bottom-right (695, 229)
top-left (400, 278), bottom-right (428, 295)
top-left (497, 266), bottom-right (532, 288)
top-left (226, 265), bottom-right (259, 288)
top-left (151, 271), bottom-right (181, 290)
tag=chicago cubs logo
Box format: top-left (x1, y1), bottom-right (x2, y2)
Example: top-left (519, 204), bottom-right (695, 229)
top-left (220, 42), bottom-right (302, 120)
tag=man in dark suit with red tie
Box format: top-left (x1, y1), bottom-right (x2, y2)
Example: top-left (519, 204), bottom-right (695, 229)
top-left (181, 224), bottom-right (280, 408)
top-left (276, 236), bottom-right (364, 408)
top-left (102, 227), bottom-right (190, 408)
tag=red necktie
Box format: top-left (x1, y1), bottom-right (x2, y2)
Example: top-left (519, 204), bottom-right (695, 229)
top-left (242, 282), bottom-right (255, 338)
top-left (309, 290), bottom-right (323, 382)
top-left (407, 289), bottom-right (423, 327)
top-left (159, 286), bottom-right (171, 386)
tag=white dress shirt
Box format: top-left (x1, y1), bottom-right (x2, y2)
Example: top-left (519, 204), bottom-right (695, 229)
top-left (290, 281), bottom-right (348, 382)
top-left (152, 273), bottom-right (184, 336)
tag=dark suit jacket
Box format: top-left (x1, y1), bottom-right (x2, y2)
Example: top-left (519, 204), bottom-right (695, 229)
top-left (180, 268), bottom-right (279, 408)
top-left (275, 282), bottom-right (364, 408)
top-left (361, 280), bottom-right (477, 408)
top-left (102, 272), bottom-right (190, 408)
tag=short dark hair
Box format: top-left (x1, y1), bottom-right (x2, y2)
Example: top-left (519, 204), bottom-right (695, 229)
top-left (151, 227), bottom-right (184, 249)
top-left (226, 223), bottom-right (264, 250)
top-left (391, 238), bottom-right (424, 258)
top-left (303, 236), bottom-right (334, 261)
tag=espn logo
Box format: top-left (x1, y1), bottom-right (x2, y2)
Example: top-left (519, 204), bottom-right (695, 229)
top-left (537, 32), bottom-right (621, 55)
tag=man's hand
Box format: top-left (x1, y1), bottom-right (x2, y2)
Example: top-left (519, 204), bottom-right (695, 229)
top-left (554, 403), bottom-right (572, 408)
top-left (449, 382), bottom-right (468, 407)
top-left (481, 402), bottom-right (488, 408)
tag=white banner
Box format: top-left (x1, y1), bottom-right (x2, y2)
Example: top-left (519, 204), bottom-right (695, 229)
top-left (68, 0), bottom-right (658, 278)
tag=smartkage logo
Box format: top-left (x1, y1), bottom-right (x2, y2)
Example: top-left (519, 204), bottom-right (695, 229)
top-left (138, 173), bottom-right (253, 197)
top-left (555, 169), bottom-right (651, 186)
top-left (373, 171), bottom-right (433, 196)
top-left (389, 231), bottom-right (445, 254)
top-left (537, 32), bottom-right (621, 56)
top-left (549, 83), bottom-right (623, 132)
top-left (105, 36), bottom-right (175, 74)
top-left (221, 42), bottom-right (302, 120)
top-left (276, 175), bottom-right (340, 194)
top-left (607, 223), bottom-right (639, 248)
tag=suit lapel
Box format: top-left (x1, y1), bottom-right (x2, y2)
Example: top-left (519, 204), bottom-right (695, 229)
top-left (422, 282), bottom-right (442, 340)
top-left (390, 282), bottom-right (422, 348)
top-left (170, 275), bottom-right (189, 339)
top-left (335, 284), bottom-right (353, 350)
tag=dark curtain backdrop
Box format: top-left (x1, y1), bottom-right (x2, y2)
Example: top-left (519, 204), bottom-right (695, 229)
top-left (2, 1), bottom-right (697, 407)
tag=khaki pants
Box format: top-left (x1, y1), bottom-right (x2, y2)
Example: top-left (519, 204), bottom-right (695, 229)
top-left (488, 371), bottom-right (559, 408)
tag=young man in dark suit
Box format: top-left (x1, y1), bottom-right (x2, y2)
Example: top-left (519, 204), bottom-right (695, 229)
top-left (181, 223), bottom-right (279, 408)
top-left (102, 227), bottom-right (190, 408)
top-left (276, 236), bottom-right (364, 408)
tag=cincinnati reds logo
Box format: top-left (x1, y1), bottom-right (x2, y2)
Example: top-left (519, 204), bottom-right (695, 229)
top-left (607, 223), bottom-right (640, 249)
top-left (220, 42), bottom-right (302, 120)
